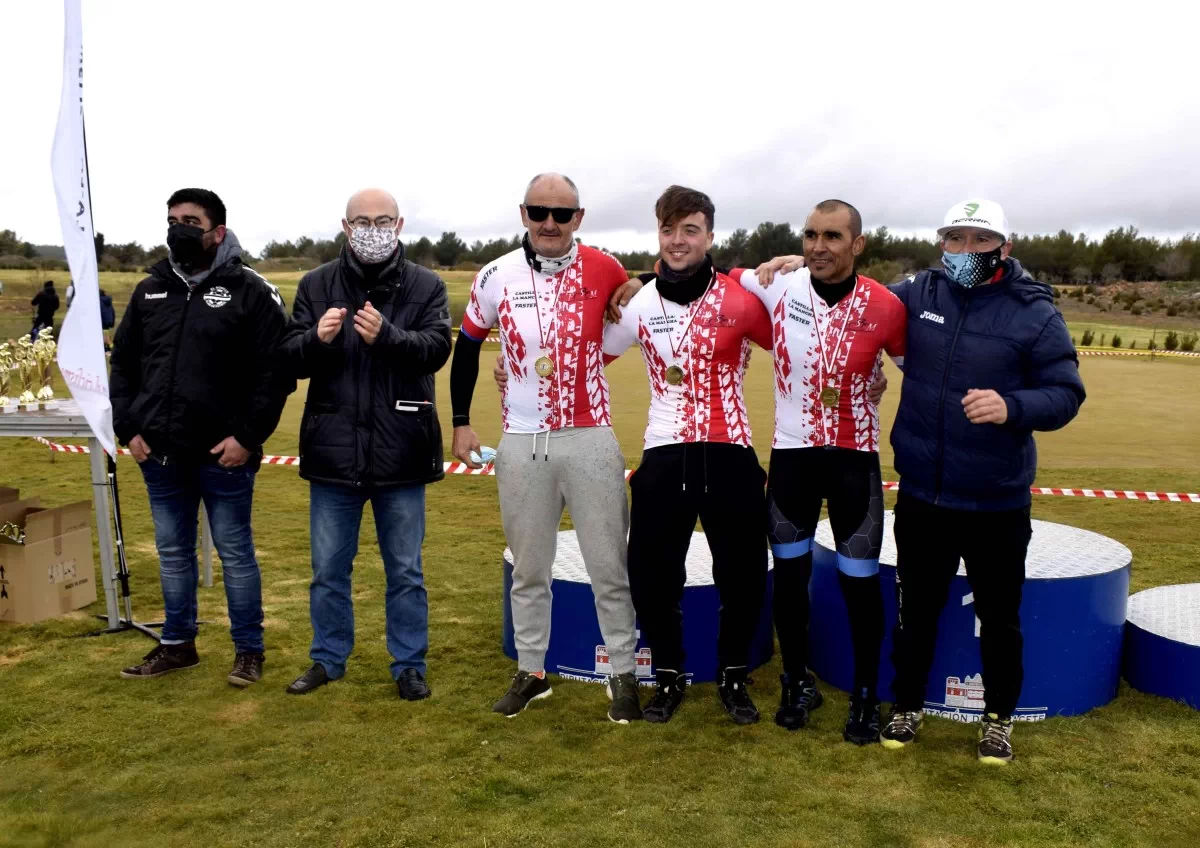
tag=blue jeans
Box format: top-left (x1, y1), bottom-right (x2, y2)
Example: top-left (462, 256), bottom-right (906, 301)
top-left (308, 481), bottom-right (428, 680)
top-left (139, 458), bottom-right (263, 653)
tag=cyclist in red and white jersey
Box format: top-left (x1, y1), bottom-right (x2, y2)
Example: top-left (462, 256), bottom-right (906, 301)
top-left (603, 186), bottom-right (773, 726)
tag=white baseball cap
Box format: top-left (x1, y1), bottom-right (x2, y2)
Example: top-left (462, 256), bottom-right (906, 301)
top-left (937, 199), bottom-right (1010, 240)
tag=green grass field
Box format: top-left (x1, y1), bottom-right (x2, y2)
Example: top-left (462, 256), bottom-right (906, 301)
top-left (1, 278), bottom-right (1199, 847)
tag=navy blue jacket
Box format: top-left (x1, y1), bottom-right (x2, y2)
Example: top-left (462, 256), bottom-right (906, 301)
top-left (888, 259), bottom-right (1085, 511)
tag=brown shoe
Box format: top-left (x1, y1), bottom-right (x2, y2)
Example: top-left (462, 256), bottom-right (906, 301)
top-left (120, 642), bottom-right (200, 679)
top-left (228, 652), bottom-right (265, 688)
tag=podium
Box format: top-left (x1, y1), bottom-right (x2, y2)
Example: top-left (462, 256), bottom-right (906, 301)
top-left (1124, 584), bottom-right (1200, 710)
top-left (501, 530), bottom-right (774, 684)
top-left (809, 512), bottom-right (1131, 720)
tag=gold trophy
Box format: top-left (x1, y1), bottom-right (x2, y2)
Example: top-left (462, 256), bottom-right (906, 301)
top-left (0, 342), bottom-right (14, 415)
top-left (0, 522), bottom-right (24, 545)
top-left (16, 335), bottom-right (38, 411)
top-left (33, 329), bottom-right (58, 410)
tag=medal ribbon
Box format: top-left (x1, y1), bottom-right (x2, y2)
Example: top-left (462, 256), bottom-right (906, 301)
top-left (657, 270), bottom-right (716, 362)
top-left (806, 278), bottom-right (857, 394)
top-left (530, 265), bottom-right (566, 361)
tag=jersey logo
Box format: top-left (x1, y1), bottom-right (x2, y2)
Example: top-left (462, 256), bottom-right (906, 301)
top-left (144, 292), bottom-right (167, 300)
top-left (850, 317), bottom-right (878, 332)
top-left (920, 310), bottom-right (945, 325)
top-left (203, 286), bottom-right (232, 309)
top-left (697, 313), bottom-right (737, 328)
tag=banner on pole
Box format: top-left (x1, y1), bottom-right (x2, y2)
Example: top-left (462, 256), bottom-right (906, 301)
top-left (51, 0), bottom-right (115, 456)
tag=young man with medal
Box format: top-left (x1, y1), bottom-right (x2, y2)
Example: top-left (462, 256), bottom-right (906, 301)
top-left (876, 200), bottom-right (1084, 763)
top-left (450, 174), bottom-right (642, 723)
top-left (737, 200), bottom-right (906, 744)
top-left (602, 185), bottom-right (774, 725)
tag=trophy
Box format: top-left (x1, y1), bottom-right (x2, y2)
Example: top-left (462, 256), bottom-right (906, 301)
top-left (16, 335), bottom-right (38, 411)
top-left (33, 329), bottom-right (59, 410)
top-left (0, 342), bottom-right (14, 414)
top-left (0, 522), bottom-right (24, 545)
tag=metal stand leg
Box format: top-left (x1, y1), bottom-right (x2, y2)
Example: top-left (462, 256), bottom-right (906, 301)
top-left (89, 437), bottom-right (120, 629)
top-left (200, 504), bottom-right (214, 588)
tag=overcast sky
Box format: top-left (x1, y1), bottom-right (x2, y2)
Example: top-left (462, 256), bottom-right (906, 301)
top-left (2, 1), bottom-right (1197, 255)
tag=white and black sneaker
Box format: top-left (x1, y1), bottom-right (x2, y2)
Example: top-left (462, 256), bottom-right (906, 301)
top-left (492, 671), bottom-right (552, 718)
top-left (643, 670), bottom-right (687, 724)
top-left (717, 666), bottom-right (760, 725)
top-left (880, 708), bottom-right (923, 749)
top-left (977, 713), bottom-right (1014, 764)
top-left (606, 672), bottom-right (643, 724)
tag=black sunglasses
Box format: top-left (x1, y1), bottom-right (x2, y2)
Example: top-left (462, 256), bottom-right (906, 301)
top-left (525, 205), bottom-right (578, 224)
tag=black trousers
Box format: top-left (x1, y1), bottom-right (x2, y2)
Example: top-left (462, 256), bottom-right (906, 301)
top-left (890, 490), bottom-right (1032, 718)
top-left (627, 443), bottom-right (768, 675)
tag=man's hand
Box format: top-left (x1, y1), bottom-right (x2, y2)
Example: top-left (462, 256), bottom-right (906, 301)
top-left (493, 355), bottom-right (508, 393)
top-left (452, 425), bottom-right (483, 469)
top-left (963, 389), bottom-right (1008, 425)
top-left (754, 254), bottom-right (806, 287)
top-left (354, 302), bottom-right (384, 345)
top-left (210, 436), bottom-right (251, 467)
top-left (869, 370), bottom-right (888, 405)
top-left (129, 434), bottom-right (152, 463)
top-left (317, 307), bottom-right (347, 344)
top-left (606, 278), bottom-right (644, 323)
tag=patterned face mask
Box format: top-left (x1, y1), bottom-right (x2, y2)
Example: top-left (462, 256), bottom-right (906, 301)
top-left (349, 225), bottom-right (398, 264)
top-left (942, 245), bottom-right (1004, 288)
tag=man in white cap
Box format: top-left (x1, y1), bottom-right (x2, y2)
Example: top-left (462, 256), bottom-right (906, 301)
top-left (877, 200), bottom-right (1085, 763)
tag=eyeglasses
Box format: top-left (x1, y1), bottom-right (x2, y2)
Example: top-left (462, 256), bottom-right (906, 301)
top-left (348, 216), bottom-right (397, 229)
top-left (525, 206), bottom-right (578, 225)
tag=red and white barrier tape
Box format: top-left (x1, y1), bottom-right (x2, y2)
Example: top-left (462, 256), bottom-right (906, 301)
top-left (32, 437), bottom-right (1199, 503)
top-left (1077, 349), bottom-right (1200, 357)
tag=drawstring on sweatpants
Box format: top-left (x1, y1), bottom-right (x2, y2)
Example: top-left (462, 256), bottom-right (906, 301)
top-left (531, 430), bottom-right (550, 461)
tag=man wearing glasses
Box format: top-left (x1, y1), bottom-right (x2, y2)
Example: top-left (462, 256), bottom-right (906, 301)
top-left (449, 174), bottom-right (641, 722)
top-left (281, 188), bottom-right (452, 701)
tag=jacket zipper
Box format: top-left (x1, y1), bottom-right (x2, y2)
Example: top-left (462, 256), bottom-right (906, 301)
top-left (163, 284), bottom-right (198, 465)
top-left (934, 294), bottom-right (970, 504)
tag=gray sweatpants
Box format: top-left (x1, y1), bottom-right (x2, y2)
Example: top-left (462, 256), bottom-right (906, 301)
top-left (496, 426), bottom-right (637, 675)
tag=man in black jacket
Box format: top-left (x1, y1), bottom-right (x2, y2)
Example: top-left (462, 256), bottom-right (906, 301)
top-left (31, 280), bottom-right (60, 339)
top-left (111, 188), bottom-right (293, 687)
top-left (281, 188), bottom-right (451, 701)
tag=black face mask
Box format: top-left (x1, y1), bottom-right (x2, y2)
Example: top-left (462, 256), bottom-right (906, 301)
top-left (167, 223), bottom-right (215, 269)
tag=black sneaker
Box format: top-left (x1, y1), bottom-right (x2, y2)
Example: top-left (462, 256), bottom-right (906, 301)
top-left (843, 693), bottom-right (882, 745)
top-left (228, 652), bottom-right (264, 688)
top-left (120, 641), bottom-right (200, 679)
top-left (397, 668), bottom-right (431, 701)
top-left (978, 713), bottom-right (1014, 764)
top-left (606, 672), bottom-right (643, 724)
top-left (643, 670), bottom-right (687, 724)
top-left (492, 671), bottom-right (552, 717)
top-left (775, 672), bottom-right (823, 730)
top-left (880, 707), bottom-right (923, 749)
top-left (717, 667), bottom-right (760, 725)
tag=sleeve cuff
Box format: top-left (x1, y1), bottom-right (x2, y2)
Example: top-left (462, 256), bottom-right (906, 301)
top-left (1003, 395), bottom-right (1023, 428)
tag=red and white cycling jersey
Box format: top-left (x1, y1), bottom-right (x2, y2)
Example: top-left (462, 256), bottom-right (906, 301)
top-left (603, 270), bottom-right (772, 450)
top-left (732, 268), bottom-right (906, 452)
top-left (462, 245), bottom-right (628, 434)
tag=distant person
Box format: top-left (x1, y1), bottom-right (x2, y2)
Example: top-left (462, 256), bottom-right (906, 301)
top-left (99, 288), bottom-right (116, 351)
top-left (65, 279), bottom-right (76, 309)
top-left (877, 200), bottom-right (1086, 763)
top-left (281, 188), bottom-right (451, 701)
top-left (31, 280), bottom-right (59, 339)
top-left (111, 187), bottom-right (294, 688)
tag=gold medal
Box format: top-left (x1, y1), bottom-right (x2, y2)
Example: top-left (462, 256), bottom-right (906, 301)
top-left (534, 356), bottom-right (554, 378)
top-left (820, 386), bottom-right (840, 408)
top-left (665, 365), bottom-right (684, 386)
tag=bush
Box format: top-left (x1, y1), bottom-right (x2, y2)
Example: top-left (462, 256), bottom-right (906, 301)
top-left (1149, 339), bottom-right (1158, 351)
top-left (1111, 334), bottom-right (1122, 348)
top-left (1085, 285), bottom-right (1098, 295)
top-left (1087, 295), bottom-right (1096, 305)
top-left (1080, 329), bottom-right (1095, 346)
top-left (1164, 331), bottom-right (1179, 351)
top-left (1130, 340), bottom-right (1137, 349)
top-left (0, 254), bottom-right (37, 270)
top-left (1181, 333), bottom-right (1198, 352)
top-left (1100, 334), bottom-right (1106, 346)
top-left (1050, 286), bottom-right (1062, 299)
top-left (1131, 305), bottom-right (1143, 316)
top-left (860, 260), bottom-right (906, 284)
top-left (1167, 305), bottom-right (1178, 316)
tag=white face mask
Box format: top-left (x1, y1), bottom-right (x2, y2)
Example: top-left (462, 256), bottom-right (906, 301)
top-left (349, 225), bottom-right (398, 264)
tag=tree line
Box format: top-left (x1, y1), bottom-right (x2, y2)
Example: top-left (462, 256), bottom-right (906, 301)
top-left (3, 223), bottom-right (1200, 284)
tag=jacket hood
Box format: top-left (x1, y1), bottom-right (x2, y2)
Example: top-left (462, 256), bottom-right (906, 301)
top-left (166, 229), bottom-right (247, 286)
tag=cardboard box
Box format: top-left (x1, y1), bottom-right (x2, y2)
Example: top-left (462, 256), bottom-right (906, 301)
top-left (0, 487), bottom-right (18, 506)
top-left (0, 497), bottom-right (96, 624)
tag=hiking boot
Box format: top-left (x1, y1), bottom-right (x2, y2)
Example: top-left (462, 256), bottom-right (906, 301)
top-left (285, 663), bottom-right (331, 695)
top-left (397, 668), bottom-right (431, 701)
top-left (978, 713), bottom-right (1014, 764)
top-left (228, 652), bottom-right (264, 688)
top-left (492, 671), bottom-right (552, 717)
top-left (775, 672), bottom-right (823, 730)
top-left (120, 641), bottom-right (200, 679)
top-left (606, 672), bottom-right (643, 724)
top-left (880, 708), bottom-right (923, 749)
top-left (843, 693), bottom-right (882, 745)
top-left (643, 670), bottom-right (687, 724)
top-left (717, 666), bottom-right (760, 725)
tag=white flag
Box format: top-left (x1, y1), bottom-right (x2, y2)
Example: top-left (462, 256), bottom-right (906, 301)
top-left (51, 0), bottom-right (115, 456)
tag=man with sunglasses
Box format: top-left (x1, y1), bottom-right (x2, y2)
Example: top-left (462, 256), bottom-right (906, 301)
top-left (449, 173), bottom-right (641, 722)
top-left (281, 188), bottom-right (452, 701)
